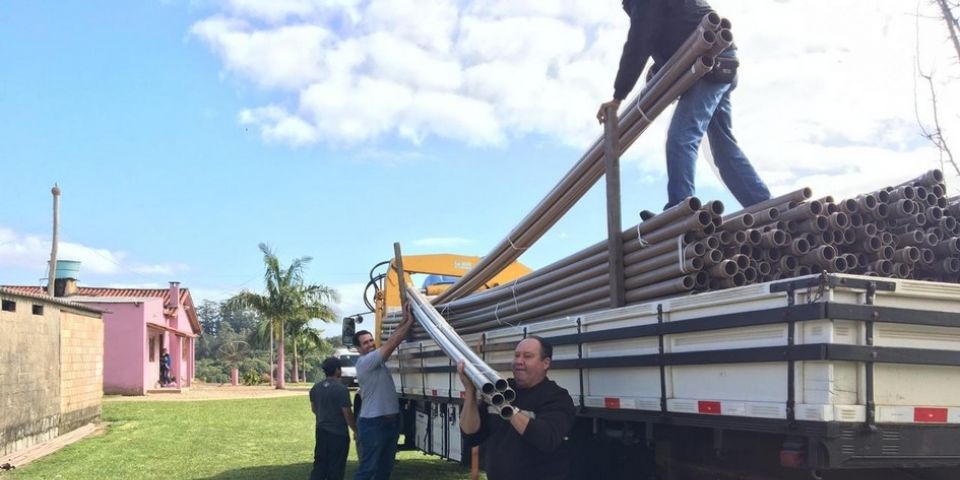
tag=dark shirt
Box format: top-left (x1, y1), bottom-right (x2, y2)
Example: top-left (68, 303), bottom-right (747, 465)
top-left (463, 378), bottom-right (576, 480)
top-left (614, 0), bottom-right (714, 99)
top-left (310, 378), bottom-right (351, 437)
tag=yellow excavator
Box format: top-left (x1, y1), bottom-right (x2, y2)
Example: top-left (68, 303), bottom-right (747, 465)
top-left (342, 254), bottom-right (531, 346)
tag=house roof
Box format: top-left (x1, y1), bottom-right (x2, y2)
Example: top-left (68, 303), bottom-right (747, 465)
top-left (0, 287), bottom-right (104, 315)
top-left (1, 285), bottom-right (201, 335)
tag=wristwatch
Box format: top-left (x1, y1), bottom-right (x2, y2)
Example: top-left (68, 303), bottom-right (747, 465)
top-left (513, 407), bottom-right (536, 419)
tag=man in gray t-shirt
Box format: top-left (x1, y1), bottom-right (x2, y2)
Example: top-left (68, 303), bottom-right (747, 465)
top-left (352, 307), bottom-right (413, 480)
top-left (310, 357), bottom-right (356, 480)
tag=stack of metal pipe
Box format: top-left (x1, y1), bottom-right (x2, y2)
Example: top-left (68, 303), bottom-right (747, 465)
top-left (431, 12), bottom-right (734, 306)
top-left (715, 169), bottom-right (960, 282)
top-left (432, 198), bottom-right (724, 334)
top-left (397, 170), bottom-right (958, 338)
top-left (405, 286), bottom-right (516, 419)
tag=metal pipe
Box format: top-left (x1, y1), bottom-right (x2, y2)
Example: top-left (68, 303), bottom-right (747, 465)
top-left (843, 253), bottom-right (859, 271)
top-left (640, 12), bottom-right (720, 97)
top-left (408, 291), bottom-right (503, 390)
top-left (706, 29), bottom-right (734, 56)
top-left (780, 201), bottom-right (823, 222)
top-left (893, 247), bottom-right (921, 264)
top-left (933, 237), bottom-right (960, 255)
top-left (827, 212), bottom-right (849, 230)
top-left (800, 245), bottom-right (836, 268)
top-left (795, 216), bottom-right (828, 234)
top-left (625, 258), bottom-right (703, 289)
top-left (723, 188), bottom-right (813, 220)
top-left (894, 169), bottom-right (944, 189)
top-left (625, 275), bottom-right (696, 303)
top-left (786, 238), bottom-right (810, 256)
top-left (721, 212), bottom-right (755, 231)
top-left (410, 300), bottom-right (494, 395)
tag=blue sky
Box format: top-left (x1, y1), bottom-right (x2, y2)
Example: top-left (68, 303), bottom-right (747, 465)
top-left (1, 1), bottom-right (957, 336)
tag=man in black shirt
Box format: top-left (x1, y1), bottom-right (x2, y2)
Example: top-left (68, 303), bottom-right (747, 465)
top-left (597, 0), bottom-right (771, 211)
top-left (309, 357), bottom-right (357, 480)
top-left (459, 336), bottom-right (576, 480)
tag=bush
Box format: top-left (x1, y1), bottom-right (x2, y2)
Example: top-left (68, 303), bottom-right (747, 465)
top-left (242, 370), bottom-right (264, 386)
top-left (196, 359), bottom-right (230, 383)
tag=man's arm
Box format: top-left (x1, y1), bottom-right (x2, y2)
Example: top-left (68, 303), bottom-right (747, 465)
top-left (457, 361), bottom-right (480, 434)
top-left (342, 407), bottom-right (357, 434)
top-left (377, 305), bottom-right (414, 362)
top-left (508, 406), bottom-right (532, 435)
top-left (598, 0), bottom-right (664, 123)
top-left (613, 0), bottom-right (663, 100)
top-left (514, 391), bottom-right (577, 453)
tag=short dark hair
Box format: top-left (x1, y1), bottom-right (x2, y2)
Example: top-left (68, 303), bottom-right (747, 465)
top-left (353, 330), bottom-right (372, 347)
top-left (322, 357), bottom-right (342, 377)
top-left (525, 335), bottom-right (553, 360)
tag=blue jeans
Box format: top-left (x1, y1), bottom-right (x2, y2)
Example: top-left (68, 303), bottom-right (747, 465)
top-left (354, 416), bottom-right (401, 480)
top-left (664, 51), bottom-right (770, 209)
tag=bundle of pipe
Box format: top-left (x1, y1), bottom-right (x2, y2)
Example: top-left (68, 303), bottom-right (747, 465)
top-left (416, 170), bottom-right (956, 336)
top-left (421, 197), bottom-right (725, 334)
top-left (710, 169), bottom-right (960, 284)
top-left (405, 285), bottom-right (516, 419)
top-left (432, 12), bottom-right (731, 306)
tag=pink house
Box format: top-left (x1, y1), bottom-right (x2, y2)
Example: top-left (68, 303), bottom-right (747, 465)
top-left (5, 281), bottom-right (201, 395)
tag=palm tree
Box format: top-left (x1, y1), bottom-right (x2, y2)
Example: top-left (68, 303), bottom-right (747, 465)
top-left (217, 340), bottom-right (250, 385)
top-left (230, 243), bottom-right (338, 389)
top-left (287, 307), bottom-right (336, 383)
top-left (289, 324), bottom-right (330, 382)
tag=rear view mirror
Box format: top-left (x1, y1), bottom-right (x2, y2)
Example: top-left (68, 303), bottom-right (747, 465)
top-left (342, 315), bottom-right (360, 346)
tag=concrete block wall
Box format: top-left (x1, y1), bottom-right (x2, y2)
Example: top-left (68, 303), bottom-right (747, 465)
top-left (0, 296), bottom-right (62, 457)
top-left (59, 310), bottom-right (104, 433)
top-left (0, 293), bottom-right (103, 457)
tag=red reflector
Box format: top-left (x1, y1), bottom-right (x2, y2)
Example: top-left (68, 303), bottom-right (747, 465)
top-left (698, 401), bottom-right (721, 415)
top-left (780, 450), bottom-right (805, 468)
top-left (914, 407), bottom-right (948, 423)
top-left (604, 397), bottom-right (621, 409)
top-left (431, 389), bottom-right (438, 397)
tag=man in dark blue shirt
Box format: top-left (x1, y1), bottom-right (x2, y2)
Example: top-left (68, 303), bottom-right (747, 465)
top-left (598, 0), bottom-right (771, 211)
top-left (310, 357), bottom-right (357, 480)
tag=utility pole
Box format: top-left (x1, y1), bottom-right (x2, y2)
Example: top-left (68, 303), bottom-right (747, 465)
top-left (47, 184), bottom-right (61, 296)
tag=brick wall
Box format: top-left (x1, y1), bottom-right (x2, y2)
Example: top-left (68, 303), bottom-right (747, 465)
top-left (59, 310), bottom-right (104, 433)
top-left (0, 295), bottom-right (61, 456)
top-left (0, 292), bottom-right (102, 457)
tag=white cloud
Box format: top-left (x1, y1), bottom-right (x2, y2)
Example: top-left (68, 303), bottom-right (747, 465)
top-left (224, 0), bottom-right (363, 25)
top-left (412, 237), bottom-right (473, 248)
top-left (192, 0), bottom-right (960, 196)
top-left (190, 17), bottom-right (331, 89)
top-left (0, 226), bottom-right (188, 279)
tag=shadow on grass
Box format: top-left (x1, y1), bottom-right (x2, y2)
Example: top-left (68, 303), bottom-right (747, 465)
top-left (200, 462), bottom-right (311, 480)
top-left (201, 458), bottom-right (472, 480)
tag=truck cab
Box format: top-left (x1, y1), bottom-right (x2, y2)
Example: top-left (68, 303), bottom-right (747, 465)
top-left (334, 347), bottom-right (359, 387)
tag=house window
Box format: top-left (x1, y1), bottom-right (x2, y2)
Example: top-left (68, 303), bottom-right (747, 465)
top-left (1, 300), bottom-right (15, 312)
top-left (32, 304), bottom-right (44, 315)
top-left (149, 337), bottom-right (156, 362)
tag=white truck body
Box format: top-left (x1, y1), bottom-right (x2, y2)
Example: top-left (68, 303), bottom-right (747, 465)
top-left (383, 273), bottom-right (960, 474)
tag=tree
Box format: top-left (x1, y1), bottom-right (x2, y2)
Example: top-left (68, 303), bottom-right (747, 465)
top-left (289, 325), bottom-right (332, 382)
top-left (915, 0), bottom-right (960, 190)
top-left (217, 340), bottom-right (251, 369)
top-left (229, 243), bottom-right (339, 389)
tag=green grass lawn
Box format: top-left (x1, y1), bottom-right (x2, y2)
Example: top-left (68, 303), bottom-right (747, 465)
top-left (7, 396), bottom-right (477, 480)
